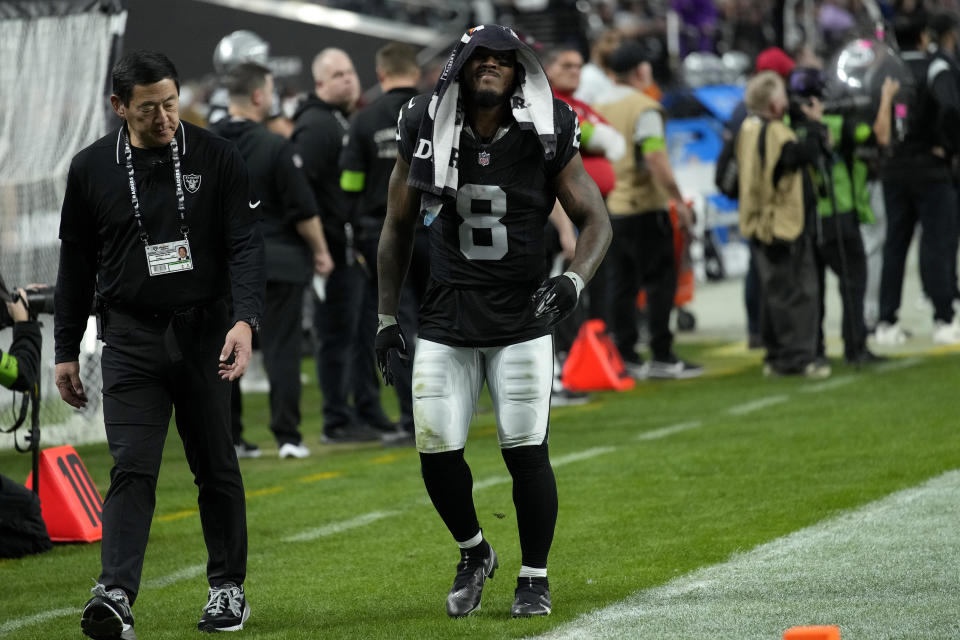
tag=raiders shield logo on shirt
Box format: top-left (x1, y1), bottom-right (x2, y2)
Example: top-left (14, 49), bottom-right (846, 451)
top-left (183, 174), bottom-right (202, 193)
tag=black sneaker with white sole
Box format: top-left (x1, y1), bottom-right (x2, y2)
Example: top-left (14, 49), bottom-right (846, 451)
top-left (647, 357), bottom-right (703, 379)
top-left (445, 543), bottom-right (498, 617)
top-left (197, 582), bottom-right (250, 633)
top-left (81, 583), bottom-right (136, 640)
top-left (511, 577), bottom-right (552, 617)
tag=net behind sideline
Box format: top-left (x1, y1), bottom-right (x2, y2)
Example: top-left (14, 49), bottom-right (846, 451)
top-left (0, 6), bottom-right (125, 450)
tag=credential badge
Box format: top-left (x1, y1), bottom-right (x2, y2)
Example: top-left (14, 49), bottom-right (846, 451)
top-left (478, 151), bottom-right (491, 167)
top-left (183, 174), bottom-right (202, 193)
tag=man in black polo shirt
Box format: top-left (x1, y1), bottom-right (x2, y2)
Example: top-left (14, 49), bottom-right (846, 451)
top-left (54, 51), bottom-right (264, 639)
top-left (211, 63), bottom-right (334, 459)
top-left (340, 43), bottom-right (427, 445)
top-left (293, 48), bottom-right (391, 442)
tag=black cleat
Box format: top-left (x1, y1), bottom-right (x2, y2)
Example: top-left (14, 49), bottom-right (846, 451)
top-left (320, 423), bottom-right (382, 444)
top-left (511, 577), bottom-right (552, 617)
top-left (81, 584), bottom-right (136, 640)
top-left (445, 543), bottom-right (498, 617)
top-left (845, 350), bottom-right (888, 366)
top-left (197, 582), bottom-right (250, 633)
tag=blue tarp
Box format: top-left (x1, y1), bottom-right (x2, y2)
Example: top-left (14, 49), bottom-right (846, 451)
top-left (692, 85), bottom-right (745, 124)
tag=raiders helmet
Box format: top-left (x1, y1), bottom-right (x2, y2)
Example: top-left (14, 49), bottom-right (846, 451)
top-left (213, 30), bottom-right (270, 74)
top-left (822, 38), bottom-right (912, 118)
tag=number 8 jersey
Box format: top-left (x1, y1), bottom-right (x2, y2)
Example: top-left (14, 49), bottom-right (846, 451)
top-left (397, 95), bottom-right (581, 347)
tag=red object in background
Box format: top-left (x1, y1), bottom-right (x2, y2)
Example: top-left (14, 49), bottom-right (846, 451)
top-left (638, 199), bottom-right (695, 310)
top-left (554, 89), bottom-right (617, 196)
top-left (25, 445), bottom-right (104, 543)
top-left (562, 319), bottom-right (636, 392)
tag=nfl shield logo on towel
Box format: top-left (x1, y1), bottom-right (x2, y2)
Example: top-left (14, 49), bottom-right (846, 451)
top-left (477, 151), bottom-right (490, 167)
top-left (183, 174), bottom-right (202, 193)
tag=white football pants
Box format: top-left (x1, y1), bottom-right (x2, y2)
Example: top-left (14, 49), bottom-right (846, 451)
top-left (412, 334), bottom-right (554, 453)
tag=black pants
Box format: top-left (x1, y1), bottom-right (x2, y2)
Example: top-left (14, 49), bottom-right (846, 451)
top-left (752, 235), bottom-right (819, 373)
top-left (356, 223), bottom-right (431, 433)
top-left (744, 254), bottom-right (761, 338)
top-left (99, 302), bottom-right (246, 603)
top-left (263, 281), bottom-right (306, 445)
top-left (880, 179), bottom-right (958, 324)
top-left (313, 234), bottom-right (383, 431)
top-left (814, 212), bottom-right (868, 359)
top-left (607, 211), bottom-right (676, 362)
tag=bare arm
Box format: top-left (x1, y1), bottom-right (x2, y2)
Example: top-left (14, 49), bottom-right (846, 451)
top-left (646, 148), bottom-right (694, 228)
top-left (548, 200), bottom-right (578, 260)
top-left (552, 153), bottom-right (612, 284)
top-left (873, 77), bottom-right (901, 148)
top-left (646, 149), bottom-right (683, 201)
top-left (377, 155), bottom-right (420, 315)
top-left (295, 215), bottom-right (334, 275)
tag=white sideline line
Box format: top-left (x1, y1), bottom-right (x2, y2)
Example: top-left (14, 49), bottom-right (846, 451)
top-left (875, 356), bottom-right (923, 373)
top-left (798, 376), bottom-right (855, 393)
top-left (552, 447), bottom-right (616, 466)
top-left (420, 447), bottom-right (616, 503)
top-left (636, 421), bottom-right (703, 441)
top-left (536, 469), bottom-right (960, 640)
top-left (0, 608), bottom-right (76, 637)
top-left (726, 395), bottom-right (789, 416)
top-left (142, 563), bottom-right (206, 589)
top-left (473, 475), bottom-right (511, 491)
top-left (283, 510), bottom-right (402, 543)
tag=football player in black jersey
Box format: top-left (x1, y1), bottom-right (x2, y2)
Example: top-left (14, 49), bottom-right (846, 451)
top-left (376, 25), bottom-right (611, 619)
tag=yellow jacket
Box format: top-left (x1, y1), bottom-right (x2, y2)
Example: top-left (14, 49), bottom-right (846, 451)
top-left (736, 116), bottom-right (804, 243)
top-left (594, 90), bottom-right (669, 216)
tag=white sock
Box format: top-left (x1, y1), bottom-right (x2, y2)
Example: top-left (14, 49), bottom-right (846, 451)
top-left (456, 531), bottom-right (483, 549)
top-left (518, 565), bottom-right (547, 578)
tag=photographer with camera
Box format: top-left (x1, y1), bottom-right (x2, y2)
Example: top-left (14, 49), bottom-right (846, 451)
top-left (0, 282), bottom-right (54, 561)
top-left (0, 286), bottom-right (40, 392)
top-left (787, 67), bottom-right (896, 366)
top-left (736, 71), bottom-right (827, 378)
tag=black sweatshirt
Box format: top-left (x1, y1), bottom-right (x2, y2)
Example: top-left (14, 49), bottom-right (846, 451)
top-left (54, 121), bottom-right (264, 363)
top-left (291, 95), bottom-right (352, 243)
top-left (209, 117), bottom-right (318, 284)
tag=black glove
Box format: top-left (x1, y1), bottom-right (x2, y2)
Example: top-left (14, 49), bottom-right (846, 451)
top-left (375, 319), bottom-right (409, 386)
top-left (531, 274), bottom-right (579, 328)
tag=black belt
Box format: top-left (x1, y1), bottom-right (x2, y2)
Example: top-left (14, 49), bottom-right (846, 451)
top-left (98, 299), bottom-right (228, 363)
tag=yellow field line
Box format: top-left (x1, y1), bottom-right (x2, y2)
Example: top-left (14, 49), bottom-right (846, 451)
top-left (370, 453), bottom-right (410, 465)
top-left (246, 486), bottom-right (285, 498)
top-left (298, 471), bottom-right (343, 483)
top-left (157, 485), bottom-right (287, 522)
top-left (156, 508), bottom-right (198, 523)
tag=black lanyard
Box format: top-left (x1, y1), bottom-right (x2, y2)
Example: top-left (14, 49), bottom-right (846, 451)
top-left (123, 129), bottom-right (189, 246)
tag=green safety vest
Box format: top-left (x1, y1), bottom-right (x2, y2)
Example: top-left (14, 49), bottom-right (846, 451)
top-left (792, 115), bottom-right (876, 224)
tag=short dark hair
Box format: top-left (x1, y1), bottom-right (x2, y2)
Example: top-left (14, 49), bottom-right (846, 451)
top-left (608, 41), bottom-right (648, 75)
top-left (928, 11), bottom-right (959, 39)
top-left (112, 50), bottom-right (180, 106)
top-left (224, 62), bottom-right (271, 100)
top-left (375, 43), bottom-right (419, 77)
top-left (894, 13), bottom-right (928, 50)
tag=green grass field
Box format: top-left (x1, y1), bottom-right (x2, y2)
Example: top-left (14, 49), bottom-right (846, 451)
top-left (1, 342), bottom-right (958, 639)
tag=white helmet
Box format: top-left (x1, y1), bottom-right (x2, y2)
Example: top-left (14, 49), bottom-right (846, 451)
top-left (213, 30), bottom-right (270, 74)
